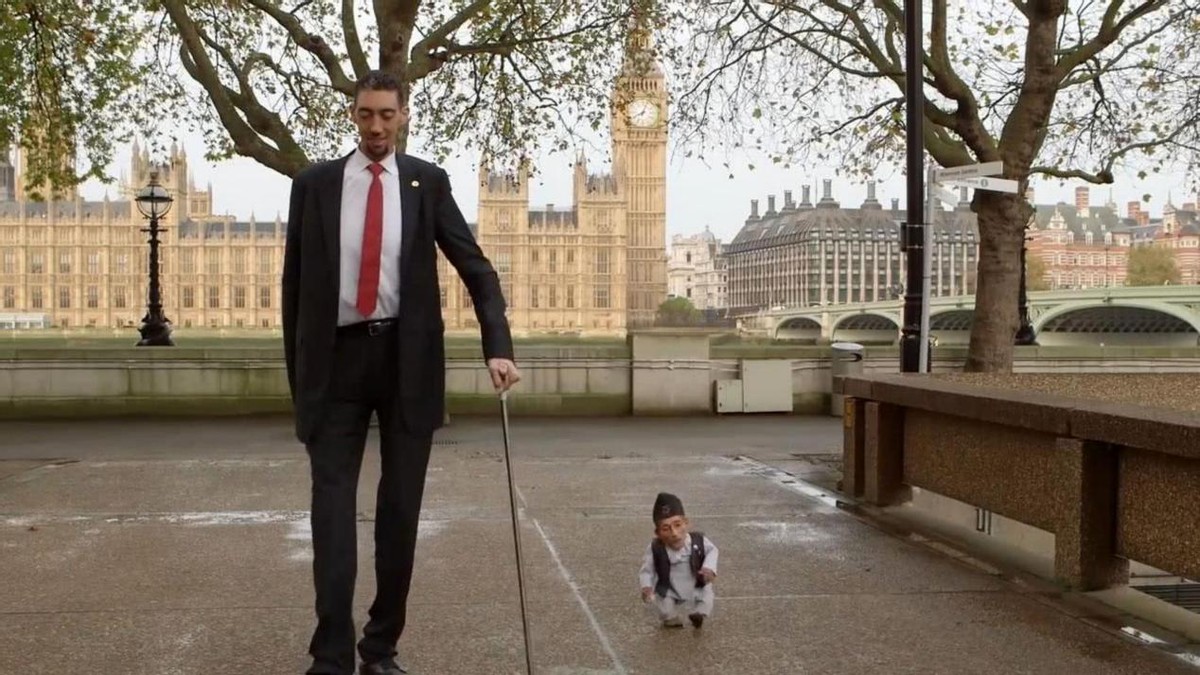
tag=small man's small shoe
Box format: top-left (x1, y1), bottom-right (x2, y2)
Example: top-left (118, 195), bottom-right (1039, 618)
top-left (689, 613), bottom-right (704, 628)
top-left (359, 658), bottom-right (407, 675)
top-left (662, 617), bottom-right (684, 628)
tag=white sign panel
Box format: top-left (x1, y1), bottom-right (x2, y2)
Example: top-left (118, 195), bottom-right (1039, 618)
top-left (933, 161), bottom-right (1004, 181)
top-left (951, 176), bottom-right (1019, 193)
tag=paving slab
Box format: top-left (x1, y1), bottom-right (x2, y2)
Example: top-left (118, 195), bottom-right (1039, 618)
top-left (0, 416), bottom-right (1197, 674)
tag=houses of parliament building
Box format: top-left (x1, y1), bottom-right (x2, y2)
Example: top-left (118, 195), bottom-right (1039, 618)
top-left (0, 26), bottom-right (669, 336)
top-left (0, 140), bottom-right (288, 331)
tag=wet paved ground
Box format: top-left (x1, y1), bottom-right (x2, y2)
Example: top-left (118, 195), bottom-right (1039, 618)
top-left (1, 414), bottom-right (1197, 674)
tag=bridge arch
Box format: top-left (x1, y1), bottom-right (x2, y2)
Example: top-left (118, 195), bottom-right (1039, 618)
top-left (927, 309), bottom-right (974, 345)
top-left (773, 316), bottom-right (823, 342)
top-left (831, 312), bottom-right (900, 344)
top-left (930, 310), bottom-right (975, 331)
top-left (1033, 301), bottom-right (1200, 347)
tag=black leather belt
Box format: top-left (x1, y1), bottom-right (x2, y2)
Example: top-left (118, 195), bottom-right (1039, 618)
top-left (336, 318), bottom-right (398, 337)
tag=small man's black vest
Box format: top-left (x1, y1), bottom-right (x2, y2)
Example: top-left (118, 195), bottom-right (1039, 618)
top-left (651, 531), bottom-right (707, 598)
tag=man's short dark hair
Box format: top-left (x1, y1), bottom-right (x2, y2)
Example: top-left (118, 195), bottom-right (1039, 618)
top-left (354, 70), bottom-right (405, 106)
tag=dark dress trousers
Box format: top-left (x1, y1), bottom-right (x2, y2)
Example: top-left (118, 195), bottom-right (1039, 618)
top-left (282, 151), bottom-right (514, 673)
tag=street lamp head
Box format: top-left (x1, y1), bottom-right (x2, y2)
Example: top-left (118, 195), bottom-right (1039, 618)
top-left (135, 171), bottom-right (174, 219)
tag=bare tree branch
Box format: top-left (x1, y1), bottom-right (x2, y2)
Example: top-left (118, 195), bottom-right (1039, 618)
top-left (342, 0), bottom-right (370, 78)
top-left (413, 0), bottom-right (494, 54)
top-left (159, 0), bottom-right (308, 174)
top-left (1033, 119), bottom-right (1200, 182)
top-left (242, 0), bottom-right (356, 95)
top-left (1055, 0), bottom-right (1167, 78)
top-left (928, 0), bottom-right (997, 158)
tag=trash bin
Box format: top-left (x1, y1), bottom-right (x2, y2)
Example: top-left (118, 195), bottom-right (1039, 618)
top-left (829, 342), bottom-right (864, 416)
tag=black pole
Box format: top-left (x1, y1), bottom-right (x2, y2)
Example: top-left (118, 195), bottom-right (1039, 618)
top-left (899, 0), bottom-right (924, 372)
top-left (1014, 231), bottom-right (1037, 345)
top-left (137, 213), bottom-right (174, 346)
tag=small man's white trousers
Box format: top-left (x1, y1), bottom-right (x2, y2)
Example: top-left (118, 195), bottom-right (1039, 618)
top-left (653, 585), bottom-right (714, 621)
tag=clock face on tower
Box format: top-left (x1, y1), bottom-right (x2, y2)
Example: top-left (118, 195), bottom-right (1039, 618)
top-left (627, 98), bottom-right (659, 127)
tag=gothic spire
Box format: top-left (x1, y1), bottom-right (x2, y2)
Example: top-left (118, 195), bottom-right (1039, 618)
top-left (622, 3), bottom-right (661, 77)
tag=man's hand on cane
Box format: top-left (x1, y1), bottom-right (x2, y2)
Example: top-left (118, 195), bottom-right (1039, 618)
top-left (487, 358), bottom-right (521, 393)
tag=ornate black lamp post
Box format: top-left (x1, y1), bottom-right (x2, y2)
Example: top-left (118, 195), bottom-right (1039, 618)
top-left (1014, 230), bottom-right (1038, 345)
top-left (135, 171), bottom-right (174, 346)
top-left (899, 0), bottom-right (926, 372)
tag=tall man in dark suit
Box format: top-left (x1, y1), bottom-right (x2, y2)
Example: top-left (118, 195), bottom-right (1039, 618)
top-left (283, 70), bottom-right (521, 675)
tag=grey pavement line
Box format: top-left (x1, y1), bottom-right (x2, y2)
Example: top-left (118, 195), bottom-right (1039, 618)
top-left (0, 588), bottom-right (1032, 614)
top-left (514, 486), bottom-right (629, 675)
top-left (0, 590), bottom-right (1015, 618)
top-left (0, 461), bottom-right (73, 486)
top-left (726, 455), bottom-right (844, 509)
top-left (0, 506), bottom-right (830, 528)
top-left (1, 511), bottom-right (311, 527)
top-left (3, 456), bottom-right (733, 468)
top-left (0, 513), bottom-right (526, 529)
top-left (520, 511), bottom-right (822, 521)
top-left (78, 456), bottom-right (304, 461)
top-left (513, 457), bottom-right (730, 464)
top-left (704, 590), bottom-right (1005, 601)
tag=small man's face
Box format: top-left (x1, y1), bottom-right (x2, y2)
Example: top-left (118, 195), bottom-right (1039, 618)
top-left (655, 515), bottom-right (689, 549)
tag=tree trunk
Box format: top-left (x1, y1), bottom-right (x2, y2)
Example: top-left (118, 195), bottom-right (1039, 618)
top-left (964, 191), bottom-right (1029, 372)
top-left (958, 0), bottom-right (1063, 371)
top-left (374, 0), bottom-right (415, 154)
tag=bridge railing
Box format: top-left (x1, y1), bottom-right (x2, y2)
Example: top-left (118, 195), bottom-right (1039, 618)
top-left (837, 372), bottom-right (1200, 591)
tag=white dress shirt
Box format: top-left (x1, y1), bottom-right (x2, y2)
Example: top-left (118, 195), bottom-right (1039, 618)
top-left (338, 148), bottom-right (403, 326)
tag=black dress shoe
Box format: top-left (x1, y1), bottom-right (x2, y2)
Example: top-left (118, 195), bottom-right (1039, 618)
top-left (359, 659), bottom-right (407, 675)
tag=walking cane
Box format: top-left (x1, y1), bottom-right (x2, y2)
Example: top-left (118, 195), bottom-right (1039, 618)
top-left (500, 389), bottom-right (535, 675)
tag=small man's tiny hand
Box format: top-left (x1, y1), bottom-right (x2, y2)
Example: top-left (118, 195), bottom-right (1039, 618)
top-left (641, 587), bottom-right (653, 603)
top-left (699, 568), bottom-right (716, 583)
top-left (487, 358), bottom-right (521, 393)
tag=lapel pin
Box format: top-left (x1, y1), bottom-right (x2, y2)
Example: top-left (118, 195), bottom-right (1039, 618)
top-left (410, 180), bottom-right (420, 187)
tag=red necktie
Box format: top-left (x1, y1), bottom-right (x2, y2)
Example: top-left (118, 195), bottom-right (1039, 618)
top-left (356, 162), bottom-right (384, 317)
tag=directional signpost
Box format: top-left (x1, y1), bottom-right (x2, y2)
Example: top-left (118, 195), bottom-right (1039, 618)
top-left (932, 161), bottom-right (1004, 182)
top-left (951, 176), bottom-right (1019, 193)
top-left (919, 161), bottom-right (1017, 372)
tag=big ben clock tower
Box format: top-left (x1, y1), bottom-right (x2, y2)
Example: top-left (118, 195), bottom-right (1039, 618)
top-left (612, 18), bottom-right (668, 327)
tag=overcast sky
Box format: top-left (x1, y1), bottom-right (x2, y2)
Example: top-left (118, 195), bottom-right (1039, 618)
top-left (76, 120), bottom-right (1195, 246)
top-left (78, 135), bottom-right (1194, 245)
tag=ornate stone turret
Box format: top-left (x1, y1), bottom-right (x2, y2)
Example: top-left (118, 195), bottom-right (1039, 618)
top-left (15, 140), bottom-right (79, 202)
top-left (621, 8), bottom-right (662, 80)
top-left (478, 154), bottom-right (530, 199)
top-left (572, 151), bottom-right (620, 199)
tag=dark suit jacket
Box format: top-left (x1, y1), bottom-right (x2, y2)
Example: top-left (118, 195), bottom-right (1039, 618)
top-left (282, 151), bottom-right (513, 443)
